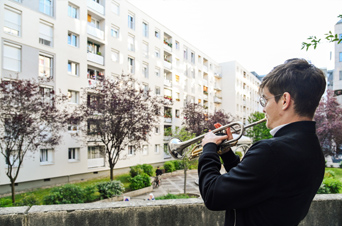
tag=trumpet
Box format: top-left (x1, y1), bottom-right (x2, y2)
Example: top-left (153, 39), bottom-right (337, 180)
top-left (167, 118), bottom-right (267, 160)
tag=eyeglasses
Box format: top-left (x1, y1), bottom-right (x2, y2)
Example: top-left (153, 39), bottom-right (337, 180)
top-left (259, 94), bottom-right (283, 107)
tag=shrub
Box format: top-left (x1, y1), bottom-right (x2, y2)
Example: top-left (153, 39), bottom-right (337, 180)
top-left (130, 165), bottom-right (144, 177)
top-left (129, 173), bottom-right (151, 191)
top-left (0, 198), bottom-right (12, 207)
top-left (171, 160), bottom-right (182, 170)
top-left (317, 178), bottom-right (342, 194)
top-left (324, 170), bottom-right (336, 178)
top-left (83, 185), bottom-right (98, 202)
top-left (97, 181), bottom-right (124, 199)
top-left (235, 151), bottom-right (243, 159)
top-left (43, 184), bottom-right (85, 205)
top-left (188, 159), bottom-right (198, 170)
top-left (15, 194), bottom-right (39, 207)
top-left (164, 161), bottom-right (176, 173)
top-left (142, 164), bottom-right (154, 176)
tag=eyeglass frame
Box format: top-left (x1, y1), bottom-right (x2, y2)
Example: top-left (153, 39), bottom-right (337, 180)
top-left (259, 94), bottom-right (283, 107)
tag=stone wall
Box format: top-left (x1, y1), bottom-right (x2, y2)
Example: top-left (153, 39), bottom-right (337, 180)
top-left (1, 194), bottom-right (341, 226)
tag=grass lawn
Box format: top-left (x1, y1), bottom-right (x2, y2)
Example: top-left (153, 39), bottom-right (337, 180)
top-left (325, 167), bottom-right (342, 180)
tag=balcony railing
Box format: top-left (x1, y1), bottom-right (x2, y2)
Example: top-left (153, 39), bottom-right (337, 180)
top-left (214, 97), bottom-right (222, 104)
top-left (164, 42), bottom-right (172, 52)
top-left (203, 65), bottom-right (208, 72)
top-left (164, 61), bottom-right (172, 70)
top-left (87, 25), bottom-right (104, 40)
top-left (214, 85), bottom-right (221, 91)
top-left (164, 118), bottom-right (172, 123)
top-left (87, 52), bottom-right (104, 65)
top-left (87, 0), bottom-right (104, 15)
top-left (164, 80), bottom-right (172, 87)
top-left (214, 72), bottom-right (222, 78)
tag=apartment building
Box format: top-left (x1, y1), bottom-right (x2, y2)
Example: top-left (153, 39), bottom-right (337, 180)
top-left (334, 19), bottom-right (342, 103)
top-left (0, 0), bottom-right (261, 192)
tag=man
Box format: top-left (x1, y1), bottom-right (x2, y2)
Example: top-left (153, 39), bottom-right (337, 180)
top-left (155, 166), bottom-right (163, 186)
top-left (198, 58), bottom-right (326, 226)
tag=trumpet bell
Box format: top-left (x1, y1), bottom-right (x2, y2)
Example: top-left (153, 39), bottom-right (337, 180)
top-left (168, 138), bottom-right (184, 159)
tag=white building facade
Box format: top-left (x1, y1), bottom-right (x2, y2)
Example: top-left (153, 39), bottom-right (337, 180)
top-left (0, 0), bottom-right (261, 192)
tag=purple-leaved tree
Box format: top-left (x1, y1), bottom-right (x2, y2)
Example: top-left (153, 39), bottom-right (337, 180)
top-left (0, 79), bottom-right (68, 203)
top-left (74, 75), bottom-right (164, 180)
top-left (314, 89), bottom-right (342, 156)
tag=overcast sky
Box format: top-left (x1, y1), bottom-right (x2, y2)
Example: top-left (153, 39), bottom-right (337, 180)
top-left (127, 0), bottom-right (341, 75)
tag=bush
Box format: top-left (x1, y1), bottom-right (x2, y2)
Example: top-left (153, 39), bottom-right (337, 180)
top-left (129, 173), bottom-right (151, 190)
top-left (317, 178), bottom-right (342, 194)
top-left (324, 170), bottom-right (336, 178)
top-left (15, 194), bottom-right (39, 207)
top-left (171, 160), bottom-right (182, 170)
top-left (155, 193), bottom-right (198, 200)
top-left (43, 184), bottom-right (85, 205)
top-left (97, 181), bottom-right (124, 199)
top-left (130, 165), bottom-right (144, 177)
top-left (0, 198), bottom-right (12, 207)
top-left (142, 164), bottom-right (154, 176)
top-left (164, 161), bottom-right (176, 173)
top-left (83, 185), bottom-right (98, 202)
top-left (235, 151), bottom-right (243, 159)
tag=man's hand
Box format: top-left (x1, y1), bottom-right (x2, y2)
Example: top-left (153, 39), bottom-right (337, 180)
top-left (201, 123), bottom-right (233, 147)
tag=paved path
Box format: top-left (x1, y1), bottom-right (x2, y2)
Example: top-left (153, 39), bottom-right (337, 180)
top-left (130, 171), bottom-right (200, 201)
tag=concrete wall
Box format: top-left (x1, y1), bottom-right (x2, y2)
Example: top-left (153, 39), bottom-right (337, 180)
top-left (1, 194), bottom-right (341, 226)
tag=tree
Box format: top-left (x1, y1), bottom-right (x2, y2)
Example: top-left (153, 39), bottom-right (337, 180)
top-left (205, 109), bottom-right (235, 131)
top-left (246, 112), bottom-right (271, 143)
top-left (314, 89), bottom-right (342, 156)
top-left (182, 102), bottom-right (206, 136)
top-left (302, 14), bottom-right (342, 51)
top-left (0, 79), bottom-right (68, 204)
top-left (74, 75), bottom-right (164, 181)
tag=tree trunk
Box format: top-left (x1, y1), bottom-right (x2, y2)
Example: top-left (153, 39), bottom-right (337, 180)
top-left (183, 165), bottom-right (187, 194)
top-left (110, 166), bottom-right (114, 181)
top-left (11, 180), bottom-right (15, 204)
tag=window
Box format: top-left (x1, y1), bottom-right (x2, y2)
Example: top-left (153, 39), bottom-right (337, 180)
top-left (155, 48), bottom-right (160, 58)
top-left (68, 3), bottom-right (78, 18)
top-left (111, 25), bottom-right (119, 38)
top-left (340, 52), bottom-right (342, 62)
top-left (40, 149), bottom-right (53, 164)
top-left (68, 32), bottom-right (78, 47)
top-left (128, 35), bottom-right (135, 51)
top-left (155, 67), bottom-right (160, 77)
top-left (155, 29), bottom-right (160, 38)
top-left (155, 144), bottom-right (160, 153)
top-left (68, 61), bottom-right (79, 76)
top-left (175, 41), bottom-right (179, 50)
top-left (68, 90), bottom-right (79, 104)
top-left (183, 46), bottom-right (188, 60)
top-left (142, 42), bottom-right (149, 58)
top-left (143, 63), bottom-right (149, 78)
top-left (155, 127), bottom-right (159, 134)
top-left (191, 51), bottom-right (195, 64)
top-left (128, 13), bottom-right (135, 30)
top-left (39, 0), bottom-right (53, 16)
top-left (4, 7), bottom-right (21, 36)
top-left (175, 75), bottom-right (180, 82)
top-left (111, 1), bottom-right (120, 15)
top-left (87, 41), bottom-right (100, 54)
top-left (39, 86), bottom-right (53, 104)
top-left (142, 22), bottom-right (148, 37)
top-left (88, 146), bottom-right (104, 159)
top-left (155, 86), bottom-right (160, 95)
top-left (68, 148), bottom-right (80, 161)
top-left (142, 145), bottom-right (148, 155)
top-left (128, 57), bottom-right (135, 74)
top-left (143, 84), bottom-right (149, 93)
top-left (128, 145), bottom-right (135, 155)
top-left (175, 109), bottom-right (180, 118)
top-left (39, 21), bottom-right (53, 46)
top-left (3, 42), bottom-right (21, 72)
top-left (340, 71), bottom-right (342, 80)
top-left (68, 124), bottom-right (78, 132)
top-left (89, 16), bottom-right (100, 29)
top-left (111, 49), bottom-right (119, 62)
top-left (39, 54), bottom-right (53, 78)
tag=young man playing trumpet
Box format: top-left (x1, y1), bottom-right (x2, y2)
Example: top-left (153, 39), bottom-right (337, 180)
top-left (198, 58), bottom-right (326, 226)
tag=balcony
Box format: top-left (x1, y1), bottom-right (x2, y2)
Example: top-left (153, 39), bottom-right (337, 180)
top-left (87, 158), bottom-right (104, 168)
top-left (214, 97), bottom-right (222, 104)
top-left (87, 79), bottom-right (103, 88)
top-left (214, 84), bottom-right (221, 91)
top-left (203, 65), bottom-right (208, 72)
top-left (164, 61), bottom-right (172, 70)
top-left (87, 52), bottom-right (104, 65)
top-left (164, 95), bottom-right (173, 105)
top-left (214, 73), bottom-right (222, 79)
top-left (164, 118), bottom-right (172, 123)
top-left (87, 0), bottom-right (104, 15)
top-left (164, 42), bottom-right (172, 52)
top-left (164, 80), bottom-right (172, 87)
top-left (87, 25), bottom-right (104, 40)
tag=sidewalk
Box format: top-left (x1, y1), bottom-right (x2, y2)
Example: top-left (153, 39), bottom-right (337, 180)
top-left (130, 170), bottom-right (200, 201)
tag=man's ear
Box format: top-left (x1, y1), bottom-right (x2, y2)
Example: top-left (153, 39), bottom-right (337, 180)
top-left (282, 92), bottom-right (291, 110)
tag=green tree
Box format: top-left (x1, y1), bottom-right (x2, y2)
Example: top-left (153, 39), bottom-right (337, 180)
top-left (246, 112), bottom-right (271, 142)
top-left (302, 14), bottom-right (342, 51)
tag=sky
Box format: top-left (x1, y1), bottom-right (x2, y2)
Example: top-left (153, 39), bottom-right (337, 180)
top-left (127, 0), bottom-right (341, 75)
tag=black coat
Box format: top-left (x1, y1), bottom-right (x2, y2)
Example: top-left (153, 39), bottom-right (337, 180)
top-left (198, 121), bottom-right (325, 226)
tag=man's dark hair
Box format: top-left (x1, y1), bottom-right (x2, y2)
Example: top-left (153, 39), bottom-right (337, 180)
top-left (260, 58), bottom-right (326, 118)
